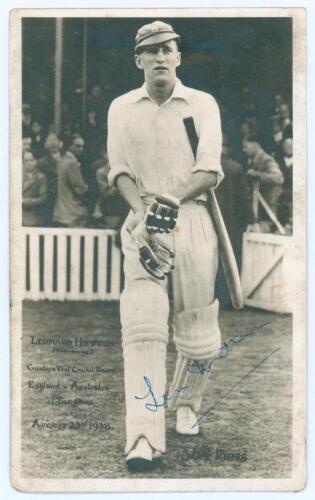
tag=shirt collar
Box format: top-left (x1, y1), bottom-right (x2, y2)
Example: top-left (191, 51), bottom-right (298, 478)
top-left (133, 78), bottom-right (189, 104)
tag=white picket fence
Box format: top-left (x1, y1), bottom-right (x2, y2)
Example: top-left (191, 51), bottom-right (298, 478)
top-left (23, 227), bottom-right (293, 312)
top-left (23, 228), bottom-right (124, 301)
top-left (241, 232), bottom-right (292, 313)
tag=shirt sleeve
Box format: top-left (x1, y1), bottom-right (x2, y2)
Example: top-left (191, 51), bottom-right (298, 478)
top-left (107, 100), bottom-right (136, 187)
top-left (192, 95), bottom-right (224, 189)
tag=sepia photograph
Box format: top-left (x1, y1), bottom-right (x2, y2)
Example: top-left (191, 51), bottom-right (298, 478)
top-left (10, 8), bottom-right (306, 492)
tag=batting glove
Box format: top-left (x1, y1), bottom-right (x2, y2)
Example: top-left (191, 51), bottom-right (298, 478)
top-left (145, 194), bottom-right (180, 234)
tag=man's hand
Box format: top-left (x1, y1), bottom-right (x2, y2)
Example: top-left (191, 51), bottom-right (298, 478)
top-left (129, 211), bottom-right (175, 280)
top-left (145, 194), bottom-right (180, 234)
top-left (139, 236), bottom-right (175, 280)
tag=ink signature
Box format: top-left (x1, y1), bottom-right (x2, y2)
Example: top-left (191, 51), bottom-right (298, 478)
top-left (187, 320), bottom-right (271, 376)
top-left (191, 346), bottom-right (280, 429)
top-left (134, 376), bottom-right (187, 412)
top-left (134, 321), bottom-right (274, 417)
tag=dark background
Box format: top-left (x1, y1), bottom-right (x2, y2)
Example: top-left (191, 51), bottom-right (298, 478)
top-left (22, 17), bottom-right (292, 119)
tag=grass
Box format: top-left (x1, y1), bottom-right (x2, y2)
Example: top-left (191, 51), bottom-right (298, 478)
top-left (22, 300), bottom-right (292, 479)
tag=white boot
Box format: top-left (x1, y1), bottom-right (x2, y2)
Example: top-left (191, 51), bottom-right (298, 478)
top-left (126, 437), bottom-right (153, 471)
top-left (176, 406), bottom-right (200, 435)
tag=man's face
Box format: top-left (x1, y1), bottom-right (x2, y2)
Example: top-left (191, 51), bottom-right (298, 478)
top-left (22, 138), bottom-right (32, 153)
top-left (272, 120), bottom-right (281, 133)
top-left (135, 40), bottom-right (181, 86)
top-left (92, 86), bottom-right (102, 99)
top-left (71, 138), bottom-right (84, 158)
top-left (23, 151), bottom-right (36, 172)
top-left (32, 122), bottom-right (42, 134)
top-left (283, 138), bottom-right (293, 156)
top-left (280, 104), bottom-right (290, 120)
top-left (240, 122), bottom-right (250, 136)
top-left (22, 104), bottom-right (31, 116)
top-left (274, 94), bottom-right (283, 106)
top-left (242, 140), bottom-right (257, 158)
top-left (45, 134), bottom-right (60, 153)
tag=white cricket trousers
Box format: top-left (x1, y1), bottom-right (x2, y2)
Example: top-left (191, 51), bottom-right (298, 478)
top-left (119, 200), bottom-right (219, 455)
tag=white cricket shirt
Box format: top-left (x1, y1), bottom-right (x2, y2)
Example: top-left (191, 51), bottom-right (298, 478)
top-left (107, 78), bottom-right (224, 200)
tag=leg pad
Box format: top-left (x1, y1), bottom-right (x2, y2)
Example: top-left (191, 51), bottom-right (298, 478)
top-left (168, 300), bottom-right (221, 412)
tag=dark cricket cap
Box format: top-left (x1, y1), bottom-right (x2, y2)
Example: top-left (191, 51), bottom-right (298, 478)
top-left (135, 20), bottom-right (180, 52)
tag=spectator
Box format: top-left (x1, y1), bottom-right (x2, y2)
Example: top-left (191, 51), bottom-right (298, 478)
top-left (265, 115), bottom-right (284, 160)
top-left (84, 85), bottom-right (106, 163)
top-left (30, 80), bottom-right (53, 133)
top-left (84, 110), bottom-right (104, 164)
top-left (232, 120), bottom-right (251, 164)
top-left (30, 120), bottom-right (45, 158)
top-left (274, 93), bottom-right (284, 114)
top-left (242, 134), bottom-right (284, 218)
top-left (87, 85), bottom-right (105, 122)
top-left (240, 121), bottom-right (251, 139)
top-left (267, 93), bottom-right (284, 117)
top-left (22, 71), bottom-right (293, 234)
top-left (279, 103), bottom-right (292, 138)
top-left (215, 135), bottom-right (252, 308)
top-left (22, 150), bottom-right (47, 227)
top-left (22, 103), bottom-right (32, 138)
top-left (217, 136), bottom-right (252, 262)
top-left (270, 115), bottom-right (283, 144)
top-left (239, 86), bottom-right (256, 118)
top-left (278, 138), bottom-right (293, 228)
top-left (90, 145), bottom-right (108, 176)
top-left (245, 114), bottom-right (262, 137)
top-left (69, 78), bottom-right (84, 127)
top-left (59, 121), bottom-right (74, 151)
top-left (53, 134), bottom-right (89, 227)
top-left (94, 151), bottom-right (128, 230)
top-left (38, 133), bottom-right (62, 226)
top-left (22, 137), bottom-right (32, 154)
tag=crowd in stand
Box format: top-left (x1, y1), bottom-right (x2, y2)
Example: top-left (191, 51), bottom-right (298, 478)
top-left (22, 81), bottom-right (293, 238)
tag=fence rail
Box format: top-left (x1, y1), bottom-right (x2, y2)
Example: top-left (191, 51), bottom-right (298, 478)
top-left (23, 228), bottom-right (124, 301)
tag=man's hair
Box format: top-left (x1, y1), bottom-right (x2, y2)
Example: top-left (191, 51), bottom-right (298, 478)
top-left (135, 38), bottom-right (181, 55)
top-left (44, 133), bottom-right (59, 147)
top-left (70, 133), bottom-right (83, 145)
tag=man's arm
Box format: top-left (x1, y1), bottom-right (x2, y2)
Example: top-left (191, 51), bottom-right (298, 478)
top-left (170, 95), bottom-right (223, 202)
top-left (116, 174), bottom-right (144, 213)
top-left (187, 95), bottom-right (224, 192)
top-left (107, 100), bottom-right (137, 189)
top-left (107, 99), bottom-right (144, 232)
top-left (22, 175), bottom-right (48, 207)
top-left (247, 157), bottom-right (284, 185)
top-left (169, 95), bottom-right (223, 203)
top-left (258, 157), bottom-right (284, 185)
top-left (116, 174), bottom-right (145, 234)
